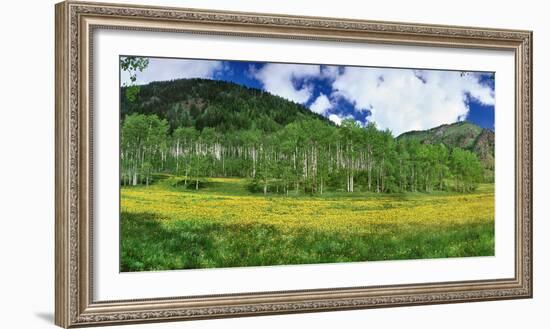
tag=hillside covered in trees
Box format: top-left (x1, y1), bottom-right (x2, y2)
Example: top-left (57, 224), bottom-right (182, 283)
top-left (120, 78), bottom-right (492, 194)
top-left (398, 121), bottom-right (494, 180)
top-left (121, 78), bottom-right (330, 132)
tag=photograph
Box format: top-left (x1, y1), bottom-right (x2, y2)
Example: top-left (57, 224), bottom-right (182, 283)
top-left (119, 56), bottom-right (496, 272)
top-left (51, 2), bottom-right (534, 327)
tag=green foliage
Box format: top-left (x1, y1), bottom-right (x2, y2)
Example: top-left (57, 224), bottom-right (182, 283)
top-left (397, 121), bottom-right (494, 181)
top-left (450, 148), bottom-right (484, 192)
top-left (120, 56), bottom-right (150, 103)
top-left (124, 85), bottom-right (140, 103)
top-left (120, 79), bottom-right (489, 194)
top-left (120, 56), bottom-right (149, 83)
top-left (121, 113), bottom-right (169, 186)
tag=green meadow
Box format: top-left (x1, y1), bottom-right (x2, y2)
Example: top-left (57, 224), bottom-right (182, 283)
top-left (120, 176), bottom-right (494, 272)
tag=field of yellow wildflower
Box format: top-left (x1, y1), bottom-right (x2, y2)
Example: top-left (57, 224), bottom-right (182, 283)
top-left (120, 176), bottom-right (494, 272)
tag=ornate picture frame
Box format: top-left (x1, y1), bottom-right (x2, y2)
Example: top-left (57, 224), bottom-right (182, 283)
top-left (55, 1), bottom-right (532, 327)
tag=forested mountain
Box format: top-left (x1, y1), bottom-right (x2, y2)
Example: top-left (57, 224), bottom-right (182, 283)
top-left (120, 79), bottom-right (491, 194)
top-left (121, 78), bottom-right (330, 133)
top-left (397, 121), bottom-right (494, 177)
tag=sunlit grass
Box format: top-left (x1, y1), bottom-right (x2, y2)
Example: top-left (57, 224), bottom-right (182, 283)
top-left (120, 176), bottom-right (494, 271)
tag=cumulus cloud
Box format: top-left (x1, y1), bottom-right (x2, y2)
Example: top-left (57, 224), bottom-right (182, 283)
top-left (328, 113), bottom-right (354, 126)
top-left (252, 63), bottom-right (321, 104)
top-left (121, 58), bottom-right (224, 85)
top-left (332, 68), bottom-right (495, 135)
top-left (309, 93), bottom-right (332, 114)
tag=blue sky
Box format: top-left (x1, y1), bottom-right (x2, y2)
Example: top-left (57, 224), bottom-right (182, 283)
top-left (121, 57), bottom-right (495, 136)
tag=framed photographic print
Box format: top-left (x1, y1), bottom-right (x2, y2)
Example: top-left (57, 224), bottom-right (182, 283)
top-left (55, 1), bottom-right (533, 327)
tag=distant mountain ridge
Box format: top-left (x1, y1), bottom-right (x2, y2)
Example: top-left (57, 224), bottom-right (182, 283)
top-left (397, 121), bottom-right (494, 171)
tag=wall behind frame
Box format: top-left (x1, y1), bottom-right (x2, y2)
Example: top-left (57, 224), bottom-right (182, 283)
top-left (0, 0), bottom-right (545, 328)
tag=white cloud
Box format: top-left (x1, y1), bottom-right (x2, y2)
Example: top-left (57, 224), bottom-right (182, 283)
top-left (252, 63), bottom-right (321, 104)
top-left (332, 68), bottom-right (495, 135)
top-left (121, 58), bottom-right (223, 85)
top-left (328, 113), bottom-right (353, 126)
top-left (321, 65), bottom-right (340, 80)
top-left (309, 93), bottom-right (332, 114)
top-left (328, 114), bottom-right (342, 125)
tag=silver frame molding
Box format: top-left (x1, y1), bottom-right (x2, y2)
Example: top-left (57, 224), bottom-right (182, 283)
top-left (55, 1), bottom-right (533, 327)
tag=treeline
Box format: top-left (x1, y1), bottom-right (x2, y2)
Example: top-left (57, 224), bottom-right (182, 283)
top-left (121, 113), bottom-right (484, 194)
